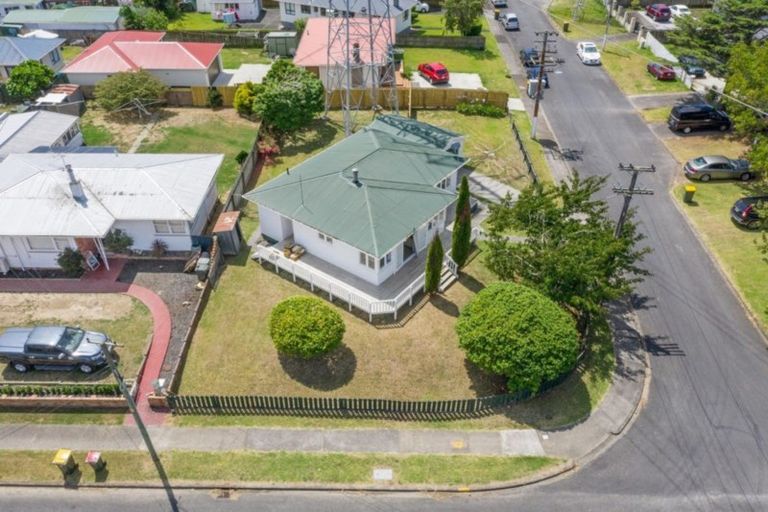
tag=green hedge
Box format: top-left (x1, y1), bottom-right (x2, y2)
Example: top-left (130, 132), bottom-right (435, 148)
top-left (269, 296), bottom-right (345, 359)
top-left (0, 384), bottom-right (122, 397)
top-left (456, 101), bottom-right (506, 118)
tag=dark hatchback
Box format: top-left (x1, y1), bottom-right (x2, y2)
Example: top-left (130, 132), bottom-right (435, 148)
top-left (731, 196), bottom-right (768, 230)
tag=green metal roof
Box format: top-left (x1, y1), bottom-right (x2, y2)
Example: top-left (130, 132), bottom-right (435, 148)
top-left (0, 0), bottom-right (43, 6)
top-left (3, 7), bottom-right (121, 25)
top-left (244, 126), bottom-right (467, 257)
top-left (368, 114), bottom-right (461, 150)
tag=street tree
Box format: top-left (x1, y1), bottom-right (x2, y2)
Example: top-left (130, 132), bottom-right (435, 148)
top-left (94, 69), bottom-right (168, 112)
top-left (484, 172), bottom-right (649, 331)
top-left (6, 61), bottom-right (54, 100)
top-left (451, 175), bottom-right (472, 268)
top-left (442, 0), bottom-right (483, 36)
top-left (424, 234), bottom-right (445, 294)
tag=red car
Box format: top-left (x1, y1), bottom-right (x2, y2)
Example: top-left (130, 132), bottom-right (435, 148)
top-left (647, 62), bottom-right (676, 81)
top-left (646, 3), bottom-right (671, 21)
top-left (417, 62), bottom-right (449, 84)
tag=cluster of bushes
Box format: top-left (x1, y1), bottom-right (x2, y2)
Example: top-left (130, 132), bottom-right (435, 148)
top-left (269, 296), bottom-right (345, 358)
top-left (0, 384), bottom-right (122, 397)
top-left (457, 100), bottom-right (506, 118)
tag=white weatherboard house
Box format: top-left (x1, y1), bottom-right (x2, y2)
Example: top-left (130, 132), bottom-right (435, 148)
top-left (0, 153), bottom-right (222, 272)
top-left (196, 0), bottom-right (263, 21)
top-left (0, 110), bottom-right (81, 160)
top-left (244, 115), bottom-right (467, 291)
top-left (278, 0), bottom-right (417, 33)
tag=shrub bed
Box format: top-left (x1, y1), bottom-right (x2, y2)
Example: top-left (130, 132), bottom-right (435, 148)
top-left (269, 296), bottom-right (345, 358)
top-left (0, 384), bottom-right (122, 397)
top-left (457, 101), bottom-right (506, 118)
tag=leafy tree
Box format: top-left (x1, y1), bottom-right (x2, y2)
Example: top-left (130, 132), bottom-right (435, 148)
top-left (6, 61), bottom-right (54, 100)
top-left (208, 87), bottom-right (223, 108)
top-left (294, 17), bottom-right (307, 41)
top-left (456, 282), bottom-right (580, 394)
top-left (442, 0), bottom-right (483, 36)
top-left (104, 229), bottom-right (134, 253)
top-left (666, 0), bottom-right (768, 76)
top-left (233, 81), bottom-right (262, 116)
top-left (269, 296), bottom-right (345, 358)
top-left (134, 0), bottom-right (178, 18)
top-left (120, 6), bottom-right (168, 30)
top-left (57, 248), bottom-right (84, 278)
top-left (251, 60), bottom-right (324, 140)
top-left (451, 175), bottom-right (472, 268)
top-left (484, 172), bottom-right (649, 331)
top-left (95, 69), bottom-right (168, 112)
top-left (424, 234), bottom-right (444, 294)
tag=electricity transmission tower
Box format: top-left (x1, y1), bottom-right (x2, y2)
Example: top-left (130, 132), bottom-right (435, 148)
top-left (325, 0), bottom-right (399, 136)
top-left (612, 163), bottom-right (655, 238)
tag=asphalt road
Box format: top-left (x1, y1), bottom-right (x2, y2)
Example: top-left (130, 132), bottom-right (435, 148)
top-left (4, 3), bottom-right (768, 511)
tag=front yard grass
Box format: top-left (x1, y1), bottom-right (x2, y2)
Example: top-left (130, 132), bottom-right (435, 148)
top-left (0, 450), bottom-right (560, 486)
top-left (601, 41), bottom-right (689, 95)
top-left (548, 0), bottom-right (623, 40)
top-left (168, 12), bottom-right (231, 31)
top-left (220, 47), bottom-right (271, 69)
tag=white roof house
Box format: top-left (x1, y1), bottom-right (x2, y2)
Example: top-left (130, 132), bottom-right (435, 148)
top-left (0, 110), bottom-right (82, 159)
top-left (0, 153), bottom-right (223, 272)
top-left (278, 0), bottom-right (417, 33)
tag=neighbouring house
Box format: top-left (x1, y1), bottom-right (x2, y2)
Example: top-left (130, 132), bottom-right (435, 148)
top-left (0, 7), bottom-right (122, 41)
top-left (244, 115), bottom-right (468, 287)
top-left (0, 152), bottom-right (223, 272)
top-left (62, 31), bottom-right (223, 88)
top-left (0, 0), bottom-right (45, 23)
top-left (0, 35), bottom-right (64, 78)
top-left (278, 0), bottom-right (416, 33)
top-left (293, 16), bottom-right (395, 89)
top-left (196, 0), bottom-right (262, 22)
top-left (0, 110), bottom-right (81, 160)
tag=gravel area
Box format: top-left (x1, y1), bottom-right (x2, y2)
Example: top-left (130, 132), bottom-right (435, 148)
top-left (118, 260), bottom-right (200, 382)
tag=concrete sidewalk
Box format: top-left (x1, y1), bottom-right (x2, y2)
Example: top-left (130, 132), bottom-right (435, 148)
top-left (0, 424), bottom-right (545, 457)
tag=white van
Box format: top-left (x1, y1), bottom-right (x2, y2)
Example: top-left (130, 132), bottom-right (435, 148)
top-left (501, 12), bottom-right (519, 31)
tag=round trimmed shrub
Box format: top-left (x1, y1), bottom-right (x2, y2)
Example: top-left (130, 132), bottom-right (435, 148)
top-left (269, 296), bottom-right (345, 359)
top-left (456, 282), bottom-right (580, 394)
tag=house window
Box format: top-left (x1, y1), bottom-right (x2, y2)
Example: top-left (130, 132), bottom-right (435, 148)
top-left (301, 4), bottom-right (311, 14)
top-left (379, 252), bottom-right (392, 267)
top-left (359, 251), bottom-right (375, 269)
top-left (26, 236), bottom-right (69, 252)
top-left (284, 2), bottom-right (295, 14)
top-left (224, 2), bottom-right (239, 7)
top-left (317, 232), bottom-right (333, 244)
top-left (153, 220), bottom-right (187, 235)
top-left (50, 49), bottom-right (60, 64)
top-left (437, 178), bottom-right (449, 189)
top-left (313, 6), bottom-right (318, 12)
top-left (403, 9), bottom-right (409, 21)
top-left (60, 124), bottom-right (79, 145)
top-left (320, 7), bottom-right (326, 15)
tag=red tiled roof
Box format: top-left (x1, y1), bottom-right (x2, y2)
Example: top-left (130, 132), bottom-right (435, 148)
top-left (63, 30), bottom-right (222, 73)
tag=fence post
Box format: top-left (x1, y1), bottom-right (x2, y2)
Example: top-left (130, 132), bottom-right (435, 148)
top-left (310, 274), bottom-right (314, 292)
top-left (348, 291), bottom-right (352, 312)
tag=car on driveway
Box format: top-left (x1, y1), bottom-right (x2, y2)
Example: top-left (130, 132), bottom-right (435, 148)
top-left (646, 3), bottom-right (672, 21)
top-left (492, 0), bottom-right (507, 7)
top-left (678, 55), bottom-right (706, 78)
top-left (526, 65), bottom-right (549, 88)
top-left (0, 326), bottom-right (111, 374)
top-left (731, 196), bottom-right (768, 230)
top-left (668, 103), bottom-right (732, 133)
top-left (683, 155), bottom-right (754, 182)
top-left (417, 62), bottom-right (449, 84)
top-left (647, 62), bottom-right (676, 80)
top-left (576, 41), bottom-right (601, 65)
top-left (415, 2), bottom-right (430, 12)
top-left (669, 4), bottom-right (691, 17)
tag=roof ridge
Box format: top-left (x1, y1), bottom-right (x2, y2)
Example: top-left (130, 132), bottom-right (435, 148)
top-left (139, 168), bottom-right (194, 220)
top-left (176, 42), bottom-right (205, 67)
top-left (4, 37), bottom-right (24, 60)
top-left (362, 183), bottom-right (379, 256)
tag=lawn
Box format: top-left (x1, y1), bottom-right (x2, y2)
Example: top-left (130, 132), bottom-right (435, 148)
top-left (0, 412), bottom-right (124, 425)
top-left (81, 120), bottom-right (115, 147)
top-left (220, 47), bottom-right (271, 69)
top-left (60, 45), bottom-right (84, 63)
top-left (601, 41), bottom-right (689, 95)
top-left (0, 294), bottom-right (152, 384)
top-left (168, 12), bottom-right (232, 31)
top-left (548, 0), bottom-right (623, 41)
top-left (403, 17), bottom-right (518, 96)
top-left (661, 133), bottom-right (749, 165)
top-left (638, 106), bottom-right (670, 124)
top-left (410, 12), bottom-right (451, 36)
top-left (673, 182), bottom-right (768, 330)
top-left (0, 450), bottom-right (560, 486)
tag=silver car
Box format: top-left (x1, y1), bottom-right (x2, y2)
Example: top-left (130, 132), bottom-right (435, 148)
top-left (683, 155), bottom-right (753, 182)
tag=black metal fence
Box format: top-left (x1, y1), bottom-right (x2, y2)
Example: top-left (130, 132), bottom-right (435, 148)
top-left (511, 119), bottom-right (540, 186)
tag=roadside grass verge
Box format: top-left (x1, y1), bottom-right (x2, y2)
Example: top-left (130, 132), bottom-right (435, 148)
top-left (548, 0), bottom-right (623, 40)
top-left (601, 41), bottom-right (689, 95)
top-left (638, 106), bottom-right (669, 124)
top-left (672, 182), bottom-right (768, 330)
top-left (661, 134), bottom-right (749, 165)
top-left (0, 412), bottom-right (124, 425)
top-left (220, 47), bottom-right (271, 68)
top-left (0, 450), bottom-right (560, 486)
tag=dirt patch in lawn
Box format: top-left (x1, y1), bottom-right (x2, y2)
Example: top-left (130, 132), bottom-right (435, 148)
top-left (0, 293), bottom-right (134, 324)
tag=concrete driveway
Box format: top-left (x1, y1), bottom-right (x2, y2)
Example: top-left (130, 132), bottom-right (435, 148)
top-left (410, 72), bottom-right (486, 89)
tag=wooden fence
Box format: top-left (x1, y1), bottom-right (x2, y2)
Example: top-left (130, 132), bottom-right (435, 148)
top-left (396, 34), bottom-right (485, 50)
top-left (163, 30), bottom-right (267, 47)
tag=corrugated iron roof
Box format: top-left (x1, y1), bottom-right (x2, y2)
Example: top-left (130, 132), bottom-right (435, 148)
top-left (293, 17), bottom-right (395, 68)
top-left (0, 36), bottom-right (64, 66)
top-left (0, 111), bottom-right (78, 159)
top-left (2, 6), bottom-right (121, 25)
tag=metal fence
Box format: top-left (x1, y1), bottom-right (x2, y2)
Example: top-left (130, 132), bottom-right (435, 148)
top-left (511, 119), bottom-right (540, 186)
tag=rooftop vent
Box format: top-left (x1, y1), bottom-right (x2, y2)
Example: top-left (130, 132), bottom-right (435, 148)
top-left (351, 167), bottom-right (361, 187)
top-left (65, 163), bottom-right (86, 203)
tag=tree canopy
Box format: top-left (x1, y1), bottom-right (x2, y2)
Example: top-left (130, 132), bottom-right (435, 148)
top-left (442, 0), bottom-right (483, 36)
top-left (269, 296), bottom-right (345, 359)
top-left (456, 282), bottom-right (580, 394)
top-left (6, 60), bottom-right (54, 100)
top-left (94, 69), bottom-right (168, 112)
top-left (483, 173), bottom-right (649, 330)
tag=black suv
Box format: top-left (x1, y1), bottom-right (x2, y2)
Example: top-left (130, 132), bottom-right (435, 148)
top-left (668, 103), bottom-right (731, 134)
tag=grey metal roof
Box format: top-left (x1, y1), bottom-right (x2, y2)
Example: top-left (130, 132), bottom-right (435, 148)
top-left (244, 124), bottom-right (467, 257)
top-left (0, 111), bottom-right (77, 158)
top-left (0, 36), bottom-right (64, 66)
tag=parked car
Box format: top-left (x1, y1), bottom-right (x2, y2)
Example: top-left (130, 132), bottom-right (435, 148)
top-left (669, 4), bottom-right (690, 17)
top-left (731, 195), bottom-right (768, 230)
top-left (668, 103), bottom-right (732, 133)
top-left (678, 55), bottom-right (706, 78)
top-left (646, 3), bottom-right (672, 21)
top-left (576, 41), bottom-right (601, 65)
top-left (500, 12), bottom-right (519, 30)
top-left (683, 155), bottom-right (753, 182)
top-left (417, 62), bottom-right (449, 84)
top-left (0, 326), bottom-right (111, 374)
top-left (647, 62), bottom-right (676, 80)
top-left (526, 65), bottom-right (549, 88)
top-left (492, 0), bottom-right (508, 7)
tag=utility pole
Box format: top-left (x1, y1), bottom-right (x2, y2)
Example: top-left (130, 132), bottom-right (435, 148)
top-left (91, 339), bottom-right (179, 512)
top-left (531, 31), bottom-right (557, 140)
top-left (612, 163), bottom-right (655, 238)
top-left (602, 0), bottom-right (615, 50)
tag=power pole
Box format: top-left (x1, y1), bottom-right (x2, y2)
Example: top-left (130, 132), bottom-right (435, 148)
top-left (531, 31), bottom-right (557, 140)
top-left (612, 163), bottom-right (655, 238)
top-left (91, 339), bottom-right (179, 512)
top-left (602, 0), bottom-right (615, 50)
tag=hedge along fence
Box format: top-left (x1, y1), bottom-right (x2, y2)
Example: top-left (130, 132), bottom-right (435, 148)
top-left (0, 383), bottom-right (122, 397)
top-left (325, 87), bottom-right (509, 111)
top-left (395, 34), bottom-right (486, 50)
top-left (163, 30), bottom-right (268, 47)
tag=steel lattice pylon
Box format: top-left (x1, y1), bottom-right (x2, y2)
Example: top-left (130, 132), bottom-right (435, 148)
top-left (324, 0), bottom-right (399, 136)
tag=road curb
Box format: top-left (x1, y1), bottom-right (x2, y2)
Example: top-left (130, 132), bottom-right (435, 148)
top-left (0, 460), bottom-right (576, 494)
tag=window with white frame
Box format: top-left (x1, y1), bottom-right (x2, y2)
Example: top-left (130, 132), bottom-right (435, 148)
top-left (437, 177), bottom-right (449, 189)
top-left (317, 232), bottom-right (333, 244)
top-left (50, 48), bottom-right (60, 64)
top-left (284, 2), bottom-right (295, 14)
top-left (379, 252), bottom-right (392, 268)
top-left (153, 220), bottom-right (187, 235)
top-left (359, 251), bottom-right (375, 269)
top-left (300, 4), bottom-right (310, 13)
top-left (26, 236), bottom-right (70, 252)
top-left (320, 6), bottom-right (326, 15)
